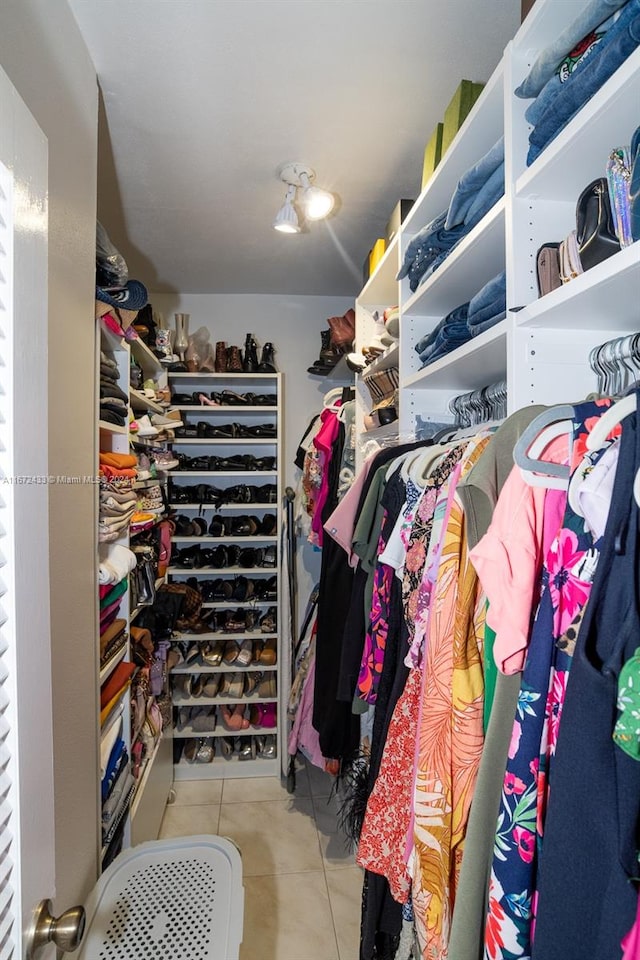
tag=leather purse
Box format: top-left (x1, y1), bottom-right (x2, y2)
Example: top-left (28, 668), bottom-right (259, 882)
top-left (536, 243), bottom-right (562, 296)
top-left (559, 230), bottom-right (583, 284)
top-left (576, 177), bottom-right (620, 271)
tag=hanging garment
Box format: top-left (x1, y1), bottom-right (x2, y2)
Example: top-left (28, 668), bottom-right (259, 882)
top-left (312, 421), bottom-right (360, 761)
top-left (483, 399), bottom-right (610, 960)
top-left (410, 437), bottom-right (489, 959)
top-left (532, 395), bottom-right (640, 959)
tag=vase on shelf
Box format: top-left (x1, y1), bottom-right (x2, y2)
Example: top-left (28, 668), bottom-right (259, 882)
top-left (174, 313), bottom-right (189, 361)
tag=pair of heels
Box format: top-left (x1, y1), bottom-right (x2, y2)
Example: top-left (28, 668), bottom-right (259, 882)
top-left (219, 702), bottom-right (249, 731)
top-left (222, 638), bottom-right (254, 666)
top-left (175, 454), bottom-right (277, 473)
top-left (173, 672), bottom-right (220, 698)
top-left (249, 702), bottom-right (277, 729)
top-left (183, 737), bottom-right (215, 763)
top-left (173, 515), bottom-right (208, 536)
top-left (196, 390), bottom-right (275, 407)
top-left (216, 735), bottom-right (277, 761)
top-left (177, 705), bottom-right (217, 733)
top-left (208, 514), bottom-right (276, 537)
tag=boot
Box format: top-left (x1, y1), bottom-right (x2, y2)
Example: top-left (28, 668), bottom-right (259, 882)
top-left (258, 342), bottom-right (276, 373)
top-left (243, 334), bottom-right (259, 373)
top-left (307, 330), bottom-right (338, 375)
top-left (215, 341), bottom-right (227, 373)
top-left (227, 345), bottom-right (243, 372)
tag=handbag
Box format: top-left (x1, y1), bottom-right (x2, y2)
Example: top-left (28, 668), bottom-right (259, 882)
top-left (606, 146), bottom-right (633, 248)
top-left (536, 243), bottom-right (562, 296)
top-left (559, 231), bottom-right (583, 284)
top-left (575, 177), bottom-right (620, 271)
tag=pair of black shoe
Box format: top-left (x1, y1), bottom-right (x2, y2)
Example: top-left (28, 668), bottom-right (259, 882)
top-left (175, 454), bottom-right (276, 473)
top-left (199, 575), bottom-right (277, 603)
top-left (208, 514), bottom-right (276, 537)
top-left (169, 482), bottom-right (277, 506)
top-left (174, 421), bottom-right (276, 439)
top-left (172, 544), bottom-right (277, 570)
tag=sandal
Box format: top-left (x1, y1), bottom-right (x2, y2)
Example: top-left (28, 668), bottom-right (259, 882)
top-left (260, 607), bottom-right (277, 633)
top-left (202, 639), bottom-right (224, 666)
top-left (257, 673), bottom-right (277, 698)
top-left (259, 636), bottom-right (277, 665)
top-left (220, 390), bottom-right (250, 405)
top-left (236, 638), bottom-right (254, 666)
top-left (222, 640), bottom-right (240, 664)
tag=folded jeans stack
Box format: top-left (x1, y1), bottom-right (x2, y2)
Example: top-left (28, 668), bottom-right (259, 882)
top-left (414, 303), bottom-right (472, 368)
top-left (466, 271), bottom-right (507, 337)
top-left (397, 139), bottom-right (505, 294)
top-left (397, 212), bottom-right (468, 292)
top-left (444, 136), bottom-right (505, 233)
top-left (519, 0), bottom-right (640, 166)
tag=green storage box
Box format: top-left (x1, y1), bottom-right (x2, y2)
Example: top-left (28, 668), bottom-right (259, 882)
top-left (441, 80), bottom-right (485, 154)
top-left (421, 123), bottom-right (444, 190)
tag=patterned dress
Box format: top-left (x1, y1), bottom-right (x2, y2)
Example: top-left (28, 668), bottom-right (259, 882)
top-left (483, 399), bottom-right (613, 960)
top-left (410, 436), bottom-right (489, 959)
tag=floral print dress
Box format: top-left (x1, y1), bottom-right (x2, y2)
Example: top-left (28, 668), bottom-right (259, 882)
top-left (484, 399), bottom-right (613, 960)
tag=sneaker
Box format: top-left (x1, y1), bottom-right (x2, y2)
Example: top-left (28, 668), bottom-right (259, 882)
top-left (151, 411), bottom-right (184, 429)
top-left (152, 450), bottom-right (179, 471)
top-left (137, 415), bottom-right (159, 437)
top-left (136, 453), bottom-right (152, 480)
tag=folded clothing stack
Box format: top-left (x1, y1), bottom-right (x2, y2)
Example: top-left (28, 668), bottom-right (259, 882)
top-left (100, 717), bottom-right (134, 845)
top-left (397, 137), bottom-right (505, 294)
top-left (414, 303), bottom-right (472, 368)
top-left (99, 543), bottom-right (138, 584)
top-left (414, 271), bottom-right (506, 369)
top-left (99, 452), bottom-right (138, 544)
top-left (517, 0), bottom-right (640, 166)
top-left (467, 271), bottom-right (506, 336)
top-left (100, 351), bottom-right (128, 427)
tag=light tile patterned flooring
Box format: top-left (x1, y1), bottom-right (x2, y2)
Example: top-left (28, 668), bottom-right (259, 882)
top-left (159, 761), bottom-right (362, 960)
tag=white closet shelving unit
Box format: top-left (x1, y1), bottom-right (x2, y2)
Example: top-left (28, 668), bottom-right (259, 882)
top-left (166, 372), bottom-right (283, 779)
top-left (97, 320), bottom-right (173, 866)
top-left (354, 0), bottom-right (640, 457)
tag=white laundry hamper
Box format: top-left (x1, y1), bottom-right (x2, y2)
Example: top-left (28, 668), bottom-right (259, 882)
top-left (76, 835), bottom-right (244, 960)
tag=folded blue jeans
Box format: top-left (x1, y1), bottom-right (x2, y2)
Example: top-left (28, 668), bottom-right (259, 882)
top-left (525, 7), bottom-right (620, 127)
top-left (467, 311), bottom-right (507, 337)
top-left (468, 271), bottom-right (506, 315)
top-left (445, 137), bottom-right (504, 229)
top-left (423, 330), bottom-right (473, 366)
top-left (467, 296), bottom-right (507, 329)
top-left (414, 303), bottom-right (470, 356)
top-left (463, 163), bottom-right (505, 230)
top-left (398, 211), bottom-right (468, 288)
top-left (528, 7), bottom-right (640, 165)
top-left (418, 323), bottom-right (471, 363)
top-left (515, 0), bottom-right (630, 98)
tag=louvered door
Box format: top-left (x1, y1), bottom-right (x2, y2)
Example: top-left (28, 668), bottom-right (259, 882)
top-left (0, 64), bottom-right (54, 960)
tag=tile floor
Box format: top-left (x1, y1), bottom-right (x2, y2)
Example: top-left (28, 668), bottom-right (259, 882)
top-left (159, 760), bottom-right (362, 960)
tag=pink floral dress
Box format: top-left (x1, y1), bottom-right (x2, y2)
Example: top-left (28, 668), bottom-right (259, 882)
top-left (484, 400), bottom-right (613, 960)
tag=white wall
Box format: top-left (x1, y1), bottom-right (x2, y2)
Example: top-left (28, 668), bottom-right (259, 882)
top-left (0, 0), bottom-right (99, 911)
top-left (152, 292), bottom-right (352, 601)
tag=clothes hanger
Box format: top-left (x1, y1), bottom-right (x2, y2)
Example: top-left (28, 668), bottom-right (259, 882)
top-left (512, 405), bottom-right (574, 486)
top-left (322, 386), bottom-right (344, 412)
top-left (585, 394), bottom-right (635, 452)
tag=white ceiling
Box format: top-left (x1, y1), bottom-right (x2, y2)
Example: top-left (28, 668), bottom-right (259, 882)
top-left (69, 0), bottom-right (520, 297)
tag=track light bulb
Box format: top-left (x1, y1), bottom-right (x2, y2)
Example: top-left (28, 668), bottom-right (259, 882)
top-left (273, 184), bottom-right (300, 234)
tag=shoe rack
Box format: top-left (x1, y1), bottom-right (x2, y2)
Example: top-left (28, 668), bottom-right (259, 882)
top-left (97, 317), bottom-right (174, 869)
top-left (166, 372), bottom-right (283, 779)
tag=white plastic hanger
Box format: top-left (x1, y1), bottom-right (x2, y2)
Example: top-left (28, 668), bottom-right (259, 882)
top-left (322, 387), bottom-right (344, 413)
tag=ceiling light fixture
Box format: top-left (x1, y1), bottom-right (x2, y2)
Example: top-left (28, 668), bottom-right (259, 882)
top-left (272, 183), bottom-right (300, 234)
top-left (298, 170), bottom-right (335, 221)
top-left (273, 162), bottom-right (335, 233)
